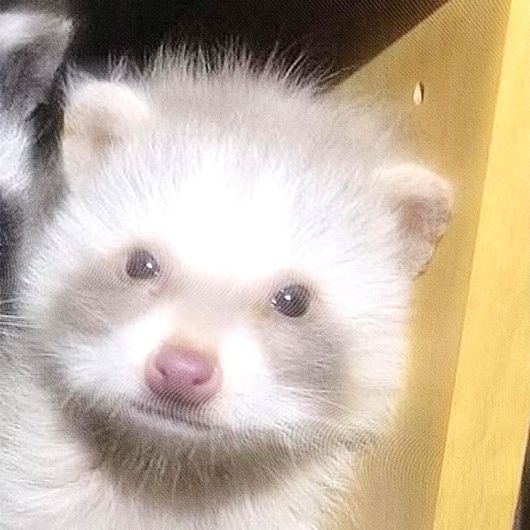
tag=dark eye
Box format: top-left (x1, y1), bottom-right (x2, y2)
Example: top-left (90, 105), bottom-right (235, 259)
top-left (126, 249), bottom-right (160, 280)
top-left (271, 284), bottom-right (311, 318)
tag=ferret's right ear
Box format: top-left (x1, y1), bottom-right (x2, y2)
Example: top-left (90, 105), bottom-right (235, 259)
top-left (62, 80), bottom-right (151, 182)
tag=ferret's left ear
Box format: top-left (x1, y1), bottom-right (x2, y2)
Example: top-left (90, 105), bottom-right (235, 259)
top-left (380, 163), bottom-right (454, 277)
top-left (62, 80), bottom-right (151, 184)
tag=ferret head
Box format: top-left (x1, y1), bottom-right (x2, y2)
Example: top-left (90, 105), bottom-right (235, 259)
top-left (18, 58), bottom-right (452, 462)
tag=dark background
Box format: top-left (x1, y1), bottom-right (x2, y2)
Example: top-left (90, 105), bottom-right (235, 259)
top-left (7, 0), bottom-right (448, 82)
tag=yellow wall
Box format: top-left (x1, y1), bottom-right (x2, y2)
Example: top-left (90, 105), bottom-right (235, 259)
top-left (434, 0), bottom-right (530, 527)
top-left (335, 0), bottom-right (530, 528)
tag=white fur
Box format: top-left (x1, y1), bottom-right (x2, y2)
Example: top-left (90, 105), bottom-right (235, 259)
top-left (0, 51), bottom-right (453, 529)
top-left (0, 119), bottom-right (30, 197)
top-left (0, 13), bottom-right (33, 196)
top-left (0, 12), bottom-right (51, 51)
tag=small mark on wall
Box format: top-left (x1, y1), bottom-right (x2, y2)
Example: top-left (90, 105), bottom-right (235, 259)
top-left (413, 82), bottom-right (425, 105)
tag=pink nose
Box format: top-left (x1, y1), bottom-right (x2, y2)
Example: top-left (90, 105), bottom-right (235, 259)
top-left (145, 344), bottom-right (221, 405)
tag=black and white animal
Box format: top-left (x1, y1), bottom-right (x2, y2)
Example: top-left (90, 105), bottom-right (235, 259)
top-left (0, 14), bottom-right (453, 529)
top-left (0, 10), bottom-right (71, 305)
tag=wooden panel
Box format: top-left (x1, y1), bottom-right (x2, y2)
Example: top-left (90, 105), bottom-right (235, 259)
top-left (335, 1), bottom-right (512, 528)
top-left (433, 0), bottom-right (530, 527)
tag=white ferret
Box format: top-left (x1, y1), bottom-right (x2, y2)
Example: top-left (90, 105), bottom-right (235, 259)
top-left (0, 13), bottom-right (453, 530)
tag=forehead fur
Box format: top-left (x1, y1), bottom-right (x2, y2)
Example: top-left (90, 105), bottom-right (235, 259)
top-left (45, 149), bottom-right (392, 284)
top-left (53, 56), bottom-right (398, 281)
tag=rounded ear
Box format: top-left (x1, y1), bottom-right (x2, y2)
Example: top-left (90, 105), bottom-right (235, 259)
top-left (62, 80), bottom-right (151, 184)
top-left (380, 163), bottom-right (454, 277)
top-left (0, 11), bottom-right (72, 117)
